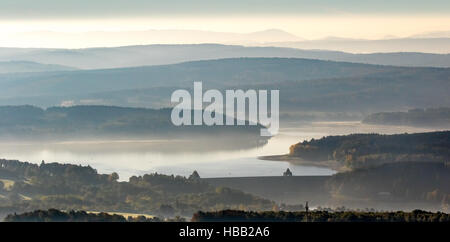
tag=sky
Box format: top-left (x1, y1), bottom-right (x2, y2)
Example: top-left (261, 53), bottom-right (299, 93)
top-left (1, 0), bottom-right (450, 47)
top-left (2, 0), bottom-right (450, 18)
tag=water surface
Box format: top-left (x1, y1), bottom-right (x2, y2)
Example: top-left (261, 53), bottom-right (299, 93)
top-left (0, 122), bottom-right (435, 180)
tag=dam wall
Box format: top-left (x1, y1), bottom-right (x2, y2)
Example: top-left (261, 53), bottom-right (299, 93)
top-left (203, 176), bottom-right (331, 205)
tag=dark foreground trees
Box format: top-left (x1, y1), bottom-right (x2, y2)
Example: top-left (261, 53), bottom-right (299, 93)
top-left (4, 209), bottom-right (162, 222)
top-left (192, 210), bottom-right (450, 222)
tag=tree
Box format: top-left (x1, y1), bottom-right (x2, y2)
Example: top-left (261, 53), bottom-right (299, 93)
top-left (189, 170), bottom-right (201, 180)
top-left (283, 168), bottom-right (292, 176)
top-left (108, 172), bottom-right (119, 182)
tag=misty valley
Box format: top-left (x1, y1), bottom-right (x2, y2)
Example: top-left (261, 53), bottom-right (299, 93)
top-left (0, 104), bottom-right (449, 220)
top-left (0, 45), bottom-right (449, 223)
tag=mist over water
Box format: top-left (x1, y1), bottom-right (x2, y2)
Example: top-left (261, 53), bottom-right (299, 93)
top-left (0, 122), bottom-right (436, 180)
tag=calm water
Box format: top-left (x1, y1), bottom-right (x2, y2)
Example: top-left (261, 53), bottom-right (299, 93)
top-left (0, 122), bottom-right (435, 180)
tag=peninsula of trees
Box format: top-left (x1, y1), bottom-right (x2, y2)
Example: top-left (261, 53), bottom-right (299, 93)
top-left (288, 131), bottom-right (450, 169)
top-left (0, 105), bottom-right (267, 142)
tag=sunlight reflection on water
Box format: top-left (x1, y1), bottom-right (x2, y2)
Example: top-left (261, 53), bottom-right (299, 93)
top-left (0, 122), bottom-right (436, 180)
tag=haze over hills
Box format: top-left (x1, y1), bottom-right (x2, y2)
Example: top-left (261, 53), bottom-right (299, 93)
top-left (0, 29), bottom-right (302, 49)
top-left (0, 61), bottom-right (76, 73)
top-left (0, 57), bottom-right (411, 96)
top-left (1, 44), bottom-right (450, 69)
top-left (268, 37), bottom-right (450, 54)
top-left (1, 0), bottom-right (449, 221)
top-left (2, 28), bottom-right (450, 53)
top-left (0, 58), bottom-right (449, 113)
top-left (0, 105), bottom-right (265, 143)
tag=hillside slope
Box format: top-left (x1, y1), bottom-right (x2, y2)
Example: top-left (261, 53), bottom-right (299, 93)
top-left (0, 58), bottom-right (448, 112)
top-left (1, 44), bottom-right (449, 69)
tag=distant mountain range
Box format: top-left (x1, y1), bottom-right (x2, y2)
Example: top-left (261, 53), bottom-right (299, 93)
top-left (0, 29), bottom-right (302, 48)
top-left (1, 44), bottom-right (449, 70)
top-left (0, 58), bottom-right (448, 113)
top-left (0, 61), bottom-right (76, 73)
top-left (2, 28), bottom-right (450, 53)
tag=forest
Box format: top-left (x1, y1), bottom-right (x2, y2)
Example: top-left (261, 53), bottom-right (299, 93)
top-left (1, 58), bottom-right (450, 112)
top-left (0, 159), bottom-right (274, 219)
top-left (326, 162), bottom-right (450, 210)
top-left (2, 158), bottom-right (449, 218)
top-left (289, 131), bottom-right (450, 169)
top-left (192, 209), bottom-right (450, 222)
top-left (6, 208), bottom-right (449, 222)
top-left (1, 132), bottom-right (450, 220)
top-left (0, 105), bottom-right (266, 141)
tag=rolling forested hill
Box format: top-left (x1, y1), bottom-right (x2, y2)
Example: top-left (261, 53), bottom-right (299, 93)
top-left (0, 159), bottom-right (274, 219)
top-left (0, 58), bottom-right (449, 112)
top-left (289, 131), bottom-right (450, 169)
top-left (0, 105), bottom-right (265, 141)
top-left (1, 44), bottom-right (450, 69)
top-left (192, 209), bottom-right (450, 222)
top-left (0, 61), bottom-right (76, 73)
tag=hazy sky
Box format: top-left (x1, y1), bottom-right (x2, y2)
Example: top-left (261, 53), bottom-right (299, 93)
top-left (2, 0), bottom-right (450, 18)
top-left (1, 0), bottom-right (450, 46)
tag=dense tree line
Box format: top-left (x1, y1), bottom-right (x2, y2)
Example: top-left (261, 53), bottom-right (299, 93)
top-left (0, 105), bottom-right (265, 140)
top-left (289, 131), bottom-right (450, 169)
top-left (9, 208), bottom-right (450, 222)
top-left (192, 209), bottom-right (450, 222)
top-left (363, 107), bottom-right (450, 128)
top-left (287, 131), bottom-right (450, 211)
top-left (0, 159), bottom-right (274, 219)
